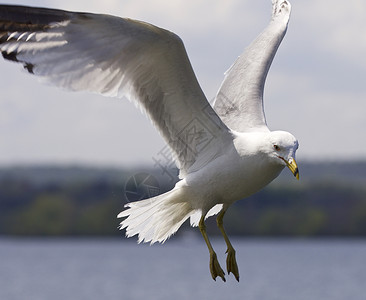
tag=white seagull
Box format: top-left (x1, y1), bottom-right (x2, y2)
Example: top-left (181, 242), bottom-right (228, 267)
top-left (0, 0), bottom-right (298, 282)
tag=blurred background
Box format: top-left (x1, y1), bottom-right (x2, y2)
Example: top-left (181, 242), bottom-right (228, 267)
top-left (0, 0), bottom-right (366, 299)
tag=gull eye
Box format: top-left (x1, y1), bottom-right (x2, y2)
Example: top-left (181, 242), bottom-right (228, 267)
top-left (274, 145), bottom-right (280, 151)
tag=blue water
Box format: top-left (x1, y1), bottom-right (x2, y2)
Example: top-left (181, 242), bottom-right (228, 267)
top-left (0, 237), bottom-right (365, 300)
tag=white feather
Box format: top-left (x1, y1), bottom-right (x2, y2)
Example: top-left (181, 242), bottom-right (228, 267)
top-left (118, 188), bottom-right (194, 244)
top-left (213, 0), bottom-right (291, 133)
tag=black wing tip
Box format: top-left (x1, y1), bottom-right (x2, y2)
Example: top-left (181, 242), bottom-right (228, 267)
top-left (0, 4), bottom-right (72, 26)
top-left (1, 51), bottom-right (18, 62)
top-left (0, 4), bottom-right (67, 75)
top-left (1, 51), bottom-right (35, 74)
top-left (24, 62), bottom-right (35, 74)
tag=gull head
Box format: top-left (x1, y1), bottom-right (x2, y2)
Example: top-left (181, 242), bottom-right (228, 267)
top-left (266, 131), bottom-right (299, 179)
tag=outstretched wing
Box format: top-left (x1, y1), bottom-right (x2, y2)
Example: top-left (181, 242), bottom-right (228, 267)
top-left (213, 0), bottom-right (291, 133)
top-left (0, 5), bottom-right (233, 176)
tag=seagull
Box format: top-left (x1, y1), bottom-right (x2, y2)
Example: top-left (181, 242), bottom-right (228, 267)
top-left (0, 0), bottom-right (298, 282)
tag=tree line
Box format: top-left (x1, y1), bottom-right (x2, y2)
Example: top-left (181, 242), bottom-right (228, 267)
top-left (0, 164), bottom-right (365, 237)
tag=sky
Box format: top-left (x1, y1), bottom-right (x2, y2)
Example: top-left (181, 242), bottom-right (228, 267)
top-left (1, 0), bottom-right (366, 168)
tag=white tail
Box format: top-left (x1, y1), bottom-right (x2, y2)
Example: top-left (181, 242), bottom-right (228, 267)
top-left (118, 189), bottom-right (194, 244)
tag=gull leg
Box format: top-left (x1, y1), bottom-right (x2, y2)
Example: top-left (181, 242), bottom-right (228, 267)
top-left (217, 208), bottom-right (240, 282)
top-left (199, 215), bottom-right (226, 282)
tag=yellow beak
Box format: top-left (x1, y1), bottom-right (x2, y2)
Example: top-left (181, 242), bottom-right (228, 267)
top-left (285, 157), bottom-right (299, 180)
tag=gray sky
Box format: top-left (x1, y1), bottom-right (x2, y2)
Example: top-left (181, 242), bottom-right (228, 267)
top-left (1, 0), bottom-right (366, 167)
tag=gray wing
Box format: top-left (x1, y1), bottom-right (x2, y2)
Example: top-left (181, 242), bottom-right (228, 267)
top-left (213, 0), bottom-right (291, 133)
top-left (0, 5), bottom-right (233, 177)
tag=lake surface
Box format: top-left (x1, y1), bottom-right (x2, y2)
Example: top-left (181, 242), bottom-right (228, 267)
top-left (0, 237), bottom-right (365, 300)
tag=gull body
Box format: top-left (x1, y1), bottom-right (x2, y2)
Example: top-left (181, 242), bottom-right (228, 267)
top-left (0, 0), bottom-right (298, 282)
top-left (181, 131), bottom-right (297, 212)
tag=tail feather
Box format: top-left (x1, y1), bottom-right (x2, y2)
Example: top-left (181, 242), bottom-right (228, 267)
top-left (118, 189), bottom-right (193, 244)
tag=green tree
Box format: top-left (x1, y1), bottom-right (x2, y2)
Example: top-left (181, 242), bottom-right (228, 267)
top-left (13, 194), bottom-right (74, 235)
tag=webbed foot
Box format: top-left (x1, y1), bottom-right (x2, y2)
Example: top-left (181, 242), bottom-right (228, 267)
top-left (226, 246), bottom-right (239, 282)
top-left (210, 251), bottom-right (226, 282)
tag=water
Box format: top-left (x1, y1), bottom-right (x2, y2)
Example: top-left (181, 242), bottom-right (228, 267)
top-left (0, 237), bottom-right (365, 300)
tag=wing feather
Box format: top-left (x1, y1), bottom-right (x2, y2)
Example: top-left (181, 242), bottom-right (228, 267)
top-left (0, 5), bottom-right (233, 176)
top-left (213, 0), bottom-right (291, 132)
